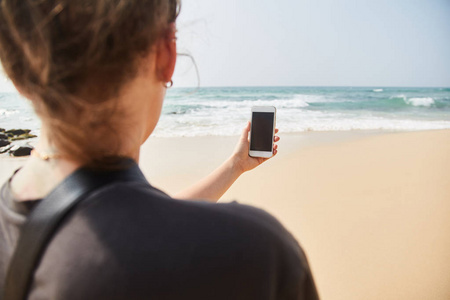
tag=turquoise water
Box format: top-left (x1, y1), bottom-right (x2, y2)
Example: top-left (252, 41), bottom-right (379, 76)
top-left (1, 86), bottom-right (450, 137)
top-left (156, 86), bottom-right (450, 137)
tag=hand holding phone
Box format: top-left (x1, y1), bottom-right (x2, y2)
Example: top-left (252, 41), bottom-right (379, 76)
top-left (249, 106), bottom-right (276, 158)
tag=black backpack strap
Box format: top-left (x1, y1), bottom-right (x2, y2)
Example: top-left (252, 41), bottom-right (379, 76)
top-left (4, 160), bottom-right (147, 300)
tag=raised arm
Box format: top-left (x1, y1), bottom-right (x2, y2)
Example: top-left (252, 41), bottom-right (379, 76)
top-left (174, 122), bottom-right (279, 202)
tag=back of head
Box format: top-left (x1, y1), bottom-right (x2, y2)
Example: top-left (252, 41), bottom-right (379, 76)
top-left (0, 0), bottom-right (180, 166)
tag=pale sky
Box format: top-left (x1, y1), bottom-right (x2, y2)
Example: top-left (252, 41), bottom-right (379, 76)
top-left (173, 0), bottom-right (450, 87)
top-left (1, 0), bottom-right (449, 91)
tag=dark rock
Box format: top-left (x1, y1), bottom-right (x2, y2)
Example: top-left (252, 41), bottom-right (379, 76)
top-left (0, 139), bottom-right (10, 147)
top-left (0, 133), bottom-right (7, 140)
top-left (10, 133), bottom-right (38, 141)
top-left (5, 129), bottom-right (31, 136)
top-left (0, 128), bottom-right (5, 133)
top-left (10, 145), bottom-right (33, 157)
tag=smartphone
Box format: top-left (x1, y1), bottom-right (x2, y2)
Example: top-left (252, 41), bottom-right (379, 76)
top-left (249, 106), bottom-right (276, 158)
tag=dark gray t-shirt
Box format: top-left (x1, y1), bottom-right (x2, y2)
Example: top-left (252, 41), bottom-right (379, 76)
top-left (0, 167), bottom-right (319, 300)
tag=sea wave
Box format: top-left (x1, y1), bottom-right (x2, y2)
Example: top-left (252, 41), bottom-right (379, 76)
top-left (405, 97), bottom-right (435, 107)
top-left (154, 105), bottom-right (450, 137)
top-left (390, 94), bottom-right (407, 101)
top-left (373, 89), bottom-right (383, 92)
top-left (163, 95), bottom-right (317, 112)
top-left (389, 95), bottom-right (435, 108)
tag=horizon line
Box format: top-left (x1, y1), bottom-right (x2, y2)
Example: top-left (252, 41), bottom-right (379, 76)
top-left (172, 84), bottom-right (450, 89)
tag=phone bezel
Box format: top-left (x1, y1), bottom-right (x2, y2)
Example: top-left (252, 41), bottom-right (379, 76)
top-left (249, 106), bottom-right (276, 158)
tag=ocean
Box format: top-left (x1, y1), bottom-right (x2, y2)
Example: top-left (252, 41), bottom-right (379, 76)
top-left (1, 86), bottom-right (450, 137)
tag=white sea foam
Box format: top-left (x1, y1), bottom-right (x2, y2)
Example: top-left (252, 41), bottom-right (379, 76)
top-left (0, 108), bottom-right (19, 117)
top-left (405, 97), bottom-right (435, 107)
top-left (153, 107), bottom-right (450, 137)
top-left (390, 94), bottom-right (407, 100)
top-left (373, 89), bottom-right (383, 92)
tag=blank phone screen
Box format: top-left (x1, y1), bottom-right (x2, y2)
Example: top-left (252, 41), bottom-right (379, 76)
top-left (250, 112), bottom-right (274, 151)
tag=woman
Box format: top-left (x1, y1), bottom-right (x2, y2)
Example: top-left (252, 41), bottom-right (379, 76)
top-left (0, 1), bottom-right (319, 299)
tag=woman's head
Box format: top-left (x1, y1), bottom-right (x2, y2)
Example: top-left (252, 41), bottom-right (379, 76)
top-left (0, 0), bottom-right (180, 165)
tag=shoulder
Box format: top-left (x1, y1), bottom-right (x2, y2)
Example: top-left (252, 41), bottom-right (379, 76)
top-left (67, 181), bottom-right (290, 243)
top-left (76, 181), bottom-right (304, 257)
top-left (97, 182), bottom-right (304, 256)
top-left (31, 181), bottom-right (318, 299)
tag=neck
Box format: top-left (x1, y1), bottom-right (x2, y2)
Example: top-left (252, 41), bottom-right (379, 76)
top-left (36, 117), bottom-right (143, 166)
top-left (10, 126), bottom-right (142, 201)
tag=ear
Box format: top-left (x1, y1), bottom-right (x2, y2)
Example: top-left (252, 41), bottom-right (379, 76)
top-left (155, 23), bottom-right (177, 83)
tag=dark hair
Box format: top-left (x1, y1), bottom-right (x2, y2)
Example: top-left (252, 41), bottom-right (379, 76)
top-left (0, 0), bottom-right (180, 165)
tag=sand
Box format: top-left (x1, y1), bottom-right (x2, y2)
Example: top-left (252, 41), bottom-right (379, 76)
top-left (1, 129), bottom-right (449, 299)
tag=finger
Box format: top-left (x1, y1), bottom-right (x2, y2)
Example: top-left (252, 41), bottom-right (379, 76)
top-left (274, 136), bottom-right (280, 142)
top-left (273, 149), bottom-right (278, 156)
top-left (275, 128), bottom-right (279, 134)
top-left (241, 121), bottom-right (251, 141)
top-left (273, 144), bottom-right (278, 150)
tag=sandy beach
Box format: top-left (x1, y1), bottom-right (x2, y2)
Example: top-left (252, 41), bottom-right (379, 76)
top-left (141, 129), bottom-right (450, 300)
top-left (1, 129), bottom-right (449, 299)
